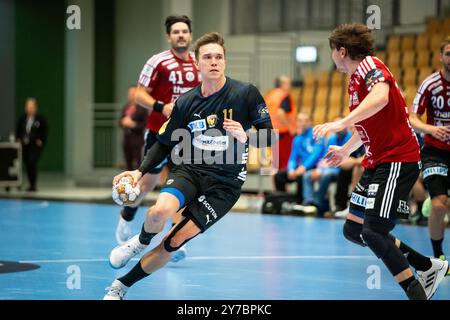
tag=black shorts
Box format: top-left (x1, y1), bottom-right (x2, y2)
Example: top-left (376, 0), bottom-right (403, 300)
top-left (144, 130), bottom-right (168, 174)
top-left (349, 162), bottom-right (420, 220)
top-left (160, 165), bottom-right (241, 232)
top-left (421, 145), bottom-right (450, 198)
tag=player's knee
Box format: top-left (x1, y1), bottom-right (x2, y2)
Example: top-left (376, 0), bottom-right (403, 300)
top-left (146, 205), bottom-right (170, 224)
top-left (361, 225), bottom-right (389, 259)
top-left (343, 220), bottom-right (366, 247)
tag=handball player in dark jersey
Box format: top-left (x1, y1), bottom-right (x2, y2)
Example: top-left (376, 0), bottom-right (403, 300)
top-left (104, 32), bottom-right (274, 299)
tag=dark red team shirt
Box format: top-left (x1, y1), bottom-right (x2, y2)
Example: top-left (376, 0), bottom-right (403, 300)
top-left (138, 50), bottom-right (201, 132)
top-left (348, 56), bottom-right (420, 168)
top-left (412, 71), bottom-right (450, 151)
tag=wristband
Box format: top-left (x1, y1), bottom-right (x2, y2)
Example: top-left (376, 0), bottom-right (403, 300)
top-left (153, 101), bottom-right (164, 113)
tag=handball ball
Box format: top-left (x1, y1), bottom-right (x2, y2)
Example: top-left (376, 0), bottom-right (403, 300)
top-left (422, 197), bottom-right (431, 218)
top-left (112, 176), bottom-right (140, 206)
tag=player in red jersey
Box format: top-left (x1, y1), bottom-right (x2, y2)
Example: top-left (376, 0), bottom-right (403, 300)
top-left (314, 24), bottom-right (448, 299)
top-left (410, 36), bottom-right (450, 260)
top-left (115, 15), bottom-right (200, 264)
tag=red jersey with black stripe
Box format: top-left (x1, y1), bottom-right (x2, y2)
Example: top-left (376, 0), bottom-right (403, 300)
top-left (348, 56), bottom-right (420, 168)
top-left (412, 71), bottom-right (450, 151)
top-left (138, 50), bottom-right (201, 132)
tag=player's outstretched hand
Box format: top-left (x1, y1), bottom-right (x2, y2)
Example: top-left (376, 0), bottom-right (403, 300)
top-left (323, 145), bottom-right (350, 167)
top-left (162, 102), bottom-right (174, 118)
top-left (223, 118), bottom-right (248, 143)
top-left (430, 125), bottom-right (450, 142)
top-left (113, 170), bottom-right (142, 187)
top-left (313, 120), bottom-right (346, 140)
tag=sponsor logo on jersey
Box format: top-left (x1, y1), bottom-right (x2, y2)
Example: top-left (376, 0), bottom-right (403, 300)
top-left (354, 125), bottom-right (370, 143)
top-left (423, 166), bottom-right (448, 178)
top-left (193, 134), bottom-right (229, 151)
top-left (207, 115), bottom-right (218, 128)
top-left (350, 192), bottom-right (367, 207)
top-left (238, 169), bottom-right (247, 181)
top-left (397, 200), bottom-right (410, 214)
top-left (366, 198), bottom-right (375, 209)
top-left (197, 195), bottom-right (217, 220)
top-left (188, 119), bottom-right (207, 132)
top-left (173, 86), bottom-right (194, 94)
top-left (193, 111), bottom-right (203, 119)
top-left (368, 184), bottom-right (379, 197)
top-left (241, 151), bottom-right (249, 163)
top-left (352, 92), bottom-right (360, 105)
top-left (186, 71), bottom-right (195, 82)
top-left (365, 68), bottom-right (384, 88)
top-left (434, 112), bottom-right (450, 119)
top-left (257, 103), bottom-right (269, 115)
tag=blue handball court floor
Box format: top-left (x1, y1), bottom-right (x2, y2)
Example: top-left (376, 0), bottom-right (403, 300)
top-left (0, 199), bottom-right (449, 300)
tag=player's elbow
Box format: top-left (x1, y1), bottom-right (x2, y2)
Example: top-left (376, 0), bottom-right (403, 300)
top-left (377, 92), bottom-right (389, 109)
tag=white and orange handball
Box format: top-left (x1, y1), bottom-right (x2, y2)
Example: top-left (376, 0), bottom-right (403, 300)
top-left (112, 175), bottom-right (141, 206)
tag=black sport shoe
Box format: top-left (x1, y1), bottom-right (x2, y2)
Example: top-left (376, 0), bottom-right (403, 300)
top-left (406, 279), bottom-right (427, 300)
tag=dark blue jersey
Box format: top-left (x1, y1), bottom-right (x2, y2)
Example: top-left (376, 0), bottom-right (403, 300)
top-left (157, 77), bottom-right (272, 186)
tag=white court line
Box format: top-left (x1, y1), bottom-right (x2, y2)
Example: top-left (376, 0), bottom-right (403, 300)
top-left (20, 255), bottom-right (376, 264)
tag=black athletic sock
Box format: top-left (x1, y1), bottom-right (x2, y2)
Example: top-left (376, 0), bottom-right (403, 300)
top-left (121, 207), bottom-right (138, 222)
top-left (118, 260), bottom-right (150, 287)
top-left (399, 276), bottom-right (415, 293)
top-left (138, 224), bottom-right (157, 245)
top-left (416, 201), bottom-right (423, 215)
top-left (431, 238), bottom-right (444, 258)
top-left (399, 241), bottom-right (432, 271)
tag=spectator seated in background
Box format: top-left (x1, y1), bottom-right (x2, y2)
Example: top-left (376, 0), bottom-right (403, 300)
top-left (300, 117), bottom-right (352, 216)
top-left (324, 125), bottom-right (366, 219)
top-left (274, 112), bottom-right (324, 204)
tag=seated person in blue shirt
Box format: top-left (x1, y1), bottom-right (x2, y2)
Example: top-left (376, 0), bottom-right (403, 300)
top-left (274, 112), bottom-right (324, 204)
top-left (302, 117), bottom-right (351, 216)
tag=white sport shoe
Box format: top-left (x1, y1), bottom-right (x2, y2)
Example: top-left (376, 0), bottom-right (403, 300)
top-left (109, 234), bottom-right (147, 269)
top-left (115, 216), bottom-right (132, 245)
top-left (334, 207), bottom-right (349, 219)
top-left (103, 280), bottom-right (128, 300)
top-left (292, 204), bottom-right (318, 215)
top-left (170, 245), bottom-right (187, 263)
top-left (416, 258), bottom-right (449, 299)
